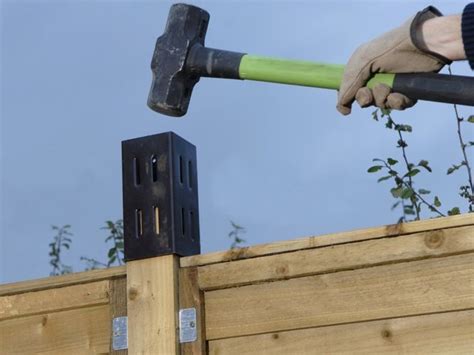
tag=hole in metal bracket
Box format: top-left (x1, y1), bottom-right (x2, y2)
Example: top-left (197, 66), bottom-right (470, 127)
top-left (153, 206), bottom-right (160, 235)
top-left (133, 157), bottom-right (141, 186)
top-left (135, 209), bottom-right (143, 238)
top-left (188, 161), bottom-right (193, 189)
top-left (179, 156), bottom-right (184, 184)
top-left (181, 207), bottom-right (186, 237)
top-left (189, 210), bottom-right (195, 241)
top-left (151, 155), bottom-right (158, 182)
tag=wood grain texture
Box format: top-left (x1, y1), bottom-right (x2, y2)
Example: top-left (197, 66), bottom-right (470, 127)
top-left (198, 225), bottom-right (474, 290)
top-left (209, 310), bottom-right (474, 354)
top-left (205, 253), bottom-right (474, 340)
top-left (0, 266), bottom-right (126, 297)
top-left (0, 280), bottom-right (110, 320)
top-left (110, 277), bottom-right (127, 354)
top-left (181, 214), bottom-right (474, 267)
top-left (179, 267), bottom-right (206, 355)
top-left (127, 255), bottom-right (179, 355)
top-left (0, 305), bottom-right (110, 354)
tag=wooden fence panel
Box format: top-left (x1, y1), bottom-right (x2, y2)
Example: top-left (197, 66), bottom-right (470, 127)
top-left (205, 253), bottom-right (474, 339)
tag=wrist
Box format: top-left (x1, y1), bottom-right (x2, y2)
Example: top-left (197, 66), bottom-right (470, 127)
top-left (421, 15), bottom-right (466, 61)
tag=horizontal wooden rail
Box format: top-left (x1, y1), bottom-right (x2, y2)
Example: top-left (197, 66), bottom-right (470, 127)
top-left (0, 281), bottom-right (110, 321)
top-left (197, 225), bottom-right (474, 290)
top-left (182, 214), bottom-right (474, 267)
top-left (0, 266), bottom-right (126, 297)
top-left (209, 310), bottom-right (474, 354)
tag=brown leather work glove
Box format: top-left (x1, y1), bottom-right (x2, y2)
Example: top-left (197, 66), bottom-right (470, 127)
top-left (337, 6), bottom-right (451, 115)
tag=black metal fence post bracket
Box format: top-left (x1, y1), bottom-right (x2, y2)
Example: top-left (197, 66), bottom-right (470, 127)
top-left (122, 132), bottom-right (200, 261)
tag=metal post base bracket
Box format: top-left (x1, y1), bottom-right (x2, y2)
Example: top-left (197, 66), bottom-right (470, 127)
top-left (122, 132), bottom-right (200, 261)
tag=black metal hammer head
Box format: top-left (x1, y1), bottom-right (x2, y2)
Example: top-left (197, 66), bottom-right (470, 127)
top-left (147, 4), bottom-right (209, 117)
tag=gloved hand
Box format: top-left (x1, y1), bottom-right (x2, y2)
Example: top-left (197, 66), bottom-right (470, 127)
top-left (337, 6), bottom-right (451, 115)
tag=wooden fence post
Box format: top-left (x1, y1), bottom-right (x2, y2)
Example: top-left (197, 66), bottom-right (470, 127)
top-left (122, 132), bottom-right (201, 354)
top-left (127, 255), bottom-right (180, 354)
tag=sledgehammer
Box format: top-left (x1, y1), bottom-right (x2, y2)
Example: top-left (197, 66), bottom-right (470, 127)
top-left (148, 3), bottom-right (474, 117)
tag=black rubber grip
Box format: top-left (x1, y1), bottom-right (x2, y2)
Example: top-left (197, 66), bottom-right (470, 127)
top-left (392, 73), bottom-right (474, 106)
top-left (186, 44), bottom-right (245, 79)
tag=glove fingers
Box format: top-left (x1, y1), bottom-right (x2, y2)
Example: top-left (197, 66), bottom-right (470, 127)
top-left (386, 93), bottom-right (417, 110)
top-left (355, 87), bottom-right (374, 108)
top-left (337, 44), bottom-right (373, 115)
top-left (373, 83), bottom-right (391, 109)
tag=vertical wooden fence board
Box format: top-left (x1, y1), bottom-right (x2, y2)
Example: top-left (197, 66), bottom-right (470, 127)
top-left (209, 310), bottom-right (474, 354)
top-left (0, 305), bottom-right (110, 354)
top-left (127, 255), bottom-right (179, 354)
top-left (179, 267), bottom-right (207, 355)
top-left (205, 253), bottom-right (474, 339)
top-left (110, 277), bottom-right (128, 355)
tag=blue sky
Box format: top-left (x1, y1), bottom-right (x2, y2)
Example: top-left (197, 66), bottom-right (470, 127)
top-left (1, 0), bottom-right (472, 283)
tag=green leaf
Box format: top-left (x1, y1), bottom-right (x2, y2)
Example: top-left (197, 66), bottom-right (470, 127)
top-left (380, 108), bottom-right (392, 117)
top-left (401, 188), bottom-right (414, 199)
top-left (395, 124), bottom-right (412, 132)
top-left (391, 201), bottom-right (401, 210)
top-left (405, 169), bottom-right (420, 178)
top-left (367, 165), bottom-right (383, 173)
top-left (418, 160), bottom-right (432, 172)
top-left (397, 139), bottom-right (407, 148)
top-left (418, 189), bottom-right (431, 195)
top-left (391, 187), bottom-right (404, 198)
top-left (434, 196), bottom-right (441, 208)
top-left (387, 158), bottom-right (398, 166)
top-left (404, 206), bottom-right (415, 215)
top-left (446, 163), bottom-right (463, 175)
top-left (467, 115), bottom-right (474, 123)
top-left (371, 110), bottom-right (379, 121)
top-left (108, 248), bottom-right (116, 258)
top-left (377, 175), bottom-right (392, 183)
top-left (108, 255), bottom-right (117, 266)
top-left (448, 207), bottom-right (461, 216)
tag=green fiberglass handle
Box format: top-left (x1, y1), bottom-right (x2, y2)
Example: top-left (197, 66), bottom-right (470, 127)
top-left (238, 55), bottom-right (474, 106)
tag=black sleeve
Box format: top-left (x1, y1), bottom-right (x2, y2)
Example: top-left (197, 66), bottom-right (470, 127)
top-left (462, 3), bottom-right (474, 69)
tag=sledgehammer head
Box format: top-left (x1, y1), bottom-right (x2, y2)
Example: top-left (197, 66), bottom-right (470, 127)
top-left (147, 4), bottom-right (209, 117)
